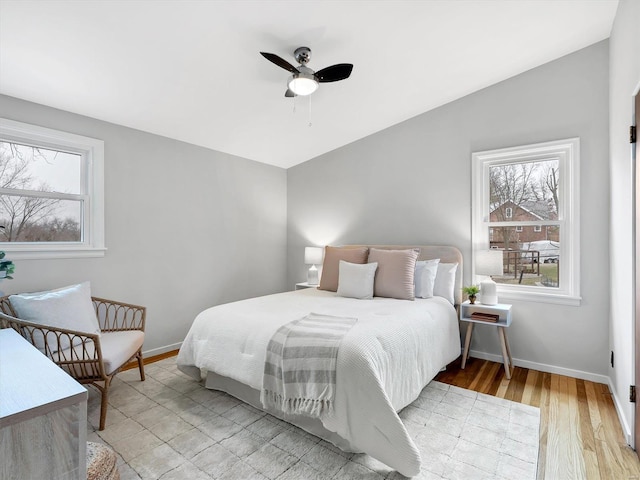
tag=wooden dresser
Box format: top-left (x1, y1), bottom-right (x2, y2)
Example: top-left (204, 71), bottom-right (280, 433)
top-left (0, 328), bottom-right (88, 480)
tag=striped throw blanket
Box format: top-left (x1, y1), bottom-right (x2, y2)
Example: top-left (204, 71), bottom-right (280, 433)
top-left (261, 313), bottom-right (357, 418)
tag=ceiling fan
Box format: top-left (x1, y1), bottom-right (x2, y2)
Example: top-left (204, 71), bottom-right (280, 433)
top-left (260, 47), bottom-right (353, 97)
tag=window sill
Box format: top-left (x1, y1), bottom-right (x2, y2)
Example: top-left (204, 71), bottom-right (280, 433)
top-left (498, 289), bottom-right (581, 307)
top-left (0, 245), bottom-right (107, 260)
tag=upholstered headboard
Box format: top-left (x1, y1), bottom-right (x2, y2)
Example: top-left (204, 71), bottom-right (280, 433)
top-left (345, 245), bottom-right (464, 305)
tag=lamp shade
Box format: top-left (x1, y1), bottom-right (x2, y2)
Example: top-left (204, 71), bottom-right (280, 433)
top-left (304, 247), bottom-right (324, 265)
top-left (475, 250), bottom-right (503, 276)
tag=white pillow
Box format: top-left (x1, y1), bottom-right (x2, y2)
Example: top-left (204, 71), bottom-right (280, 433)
top-left (433, 263), bottom-right (458, 304)
top-left (415, 258), bottom-right (440, 298)
top-left (337, 261), bottom-right (378, 300)
top-left (10, 282), bottom-right (101, 353)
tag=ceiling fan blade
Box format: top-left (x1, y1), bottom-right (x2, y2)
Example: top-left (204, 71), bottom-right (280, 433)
top-left (315, 63), bottom-right (353, 83)
top-left (285, 89), bottom-right (296, 98)
top-left (260, 52), bottom-right (299, 73)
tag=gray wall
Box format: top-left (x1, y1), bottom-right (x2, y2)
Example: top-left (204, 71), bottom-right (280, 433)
top-left (0, 94), bottom-right (288, 355)
top-left (609, 0), bottom-right (640, 444)
top-left (288, 41), bottom-right (610, 380)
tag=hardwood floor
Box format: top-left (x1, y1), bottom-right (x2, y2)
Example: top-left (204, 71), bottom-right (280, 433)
top-left (435, 357), bottom-right (640, 480)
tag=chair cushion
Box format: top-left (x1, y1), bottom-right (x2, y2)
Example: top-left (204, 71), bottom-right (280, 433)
top-left (60, 330), bottom-right (144, 376)
top-left (99, 331), bottom-right (144, 375)
top-left (9, 282), bottom-right (101, 353)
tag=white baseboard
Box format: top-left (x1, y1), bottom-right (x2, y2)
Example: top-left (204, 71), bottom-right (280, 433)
top-left (143, 342), bottom-right (182, 358)
top-left (468, 349), bottom-right (610, 384)
top-left (608, 377), bottom-right (633, 446)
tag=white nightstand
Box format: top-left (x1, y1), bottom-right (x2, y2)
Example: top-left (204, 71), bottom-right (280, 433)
top-left (295, 282), bottom-right (318, 290)
top-left (460, 301), bottom-right (513, 379)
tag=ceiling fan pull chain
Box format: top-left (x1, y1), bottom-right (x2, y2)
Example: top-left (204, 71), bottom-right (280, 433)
top-left (308, 96), bottom-right (312, 127)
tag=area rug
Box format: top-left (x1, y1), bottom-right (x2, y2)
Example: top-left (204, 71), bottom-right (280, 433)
top-left (88, 358), bottom-right (540, 480)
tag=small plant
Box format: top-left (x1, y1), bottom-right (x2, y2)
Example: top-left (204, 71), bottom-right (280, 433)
top-left (462, 285), bottom-right (480, 296)
top-left (462, 284), bottom-right (480, 304)
top-left (0, 251), bottom-right (15, 279)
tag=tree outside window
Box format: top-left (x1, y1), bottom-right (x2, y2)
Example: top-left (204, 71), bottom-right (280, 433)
top-left (0, 118), bottom-right (104, 259)
top-left (0, 142), bottom-right (82, 242)
top-left (488, 159), bottom-right (560, 287)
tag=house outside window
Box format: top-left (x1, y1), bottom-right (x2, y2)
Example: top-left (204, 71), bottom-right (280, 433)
top-left (472, 138), bottom-right (580, 305)
top-left (0, 119), bottom-right (105, 259)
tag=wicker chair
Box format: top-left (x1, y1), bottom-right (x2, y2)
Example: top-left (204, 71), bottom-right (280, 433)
top-left (0, 295), bottom-right (146, 430)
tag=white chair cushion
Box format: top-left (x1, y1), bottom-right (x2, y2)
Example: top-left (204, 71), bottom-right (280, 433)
top-left (60, 330), bottom-right (144, 376)
top-left (99, 331), bottom-right (144, 375)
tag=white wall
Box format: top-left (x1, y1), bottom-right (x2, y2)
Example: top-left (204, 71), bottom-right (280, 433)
top-left (609, 0), bottom-right (640, 445)
top-left (0, 94), bottom-right (288, 356)
top-left (288, 41), bottom-right (610, 381)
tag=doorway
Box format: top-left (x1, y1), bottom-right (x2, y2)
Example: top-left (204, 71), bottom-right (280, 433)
top-left (634, 89), bottom-right (639, 454)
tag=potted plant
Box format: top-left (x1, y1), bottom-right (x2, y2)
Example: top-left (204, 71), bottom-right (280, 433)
top-left (0, 251), bottom-right (15, 279)
top-left (462, 285), bottom-right (480, 304)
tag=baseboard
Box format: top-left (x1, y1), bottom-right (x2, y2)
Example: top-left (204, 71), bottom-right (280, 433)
top-left (468, 349), bottom-right (610, 384)
top-left (143, 342), bottom-right (182, 358)
top-left (608, 377), bottom-right (634, 446)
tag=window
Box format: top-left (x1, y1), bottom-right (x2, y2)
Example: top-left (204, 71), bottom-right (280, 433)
top-left (0, 119), bottom-right (104, 259)
top-left (472, 138), bottom-right (580, 305)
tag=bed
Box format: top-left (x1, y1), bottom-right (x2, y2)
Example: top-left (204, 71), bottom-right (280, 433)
top-left (177, 245), bottom-right (463, 477)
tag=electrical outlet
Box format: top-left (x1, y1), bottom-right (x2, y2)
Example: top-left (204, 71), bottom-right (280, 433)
top-left (611, 350), bottom-right (615, 368)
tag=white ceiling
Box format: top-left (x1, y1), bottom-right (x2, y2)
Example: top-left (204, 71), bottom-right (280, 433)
top-left (0, 0), bottom-right (618, 169)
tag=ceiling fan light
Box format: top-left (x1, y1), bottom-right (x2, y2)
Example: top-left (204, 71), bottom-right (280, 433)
top-left (288, 74), bottom-right (318, 96)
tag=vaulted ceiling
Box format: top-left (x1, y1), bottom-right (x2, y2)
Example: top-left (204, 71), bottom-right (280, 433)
top-left (0, 0), bottom-right (618, 168)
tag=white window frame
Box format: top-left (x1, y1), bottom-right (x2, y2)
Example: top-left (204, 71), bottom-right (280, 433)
top-left (515, 225), bottom-right (523, 232)
top-left (472, 138), bottom-right (580, 306)
top-left (505, 207), bottom-right (513, 219)
top-left (0, 118), bottom-right (105, 259)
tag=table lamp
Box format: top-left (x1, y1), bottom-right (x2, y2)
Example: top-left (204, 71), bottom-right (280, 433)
top-left (476, 250), bottom-right (503, 305)
top-left (304, 247), bottom-right (324, 285)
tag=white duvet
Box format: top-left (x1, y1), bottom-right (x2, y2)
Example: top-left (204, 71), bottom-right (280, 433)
top-left (177, 288), bottom-right (460, 477)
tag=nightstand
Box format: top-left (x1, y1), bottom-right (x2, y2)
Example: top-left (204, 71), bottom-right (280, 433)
top-left (460, 301), bottom-right (513, 379)
top-left (295, 282), bottom-right (318, 290)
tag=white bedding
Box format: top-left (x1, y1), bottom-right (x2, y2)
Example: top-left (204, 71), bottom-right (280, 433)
top-left (177, 288), bottom-right (460, 477)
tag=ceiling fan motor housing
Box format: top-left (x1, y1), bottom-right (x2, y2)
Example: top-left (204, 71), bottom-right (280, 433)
top-left (294, 46), bottom-right (312, 65)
